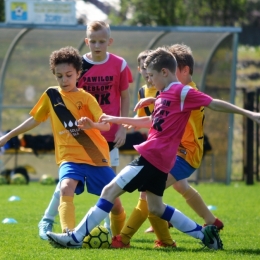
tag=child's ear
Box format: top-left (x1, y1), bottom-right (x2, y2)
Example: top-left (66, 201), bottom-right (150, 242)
top-left (108, 38), bottom-right (113, 46)
top-left (183, 65), bottom-right (190, 74)
top-left (137, 66), bottom-right (141, 73)
top-left (85, 38), bottom-right (89, 46)
top-left (161, 68), bottom-right (168, 76)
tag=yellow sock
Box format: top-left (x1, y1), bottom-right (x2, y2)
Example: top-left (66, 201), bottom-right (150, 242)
top-left (120, 199), bottom-right (149, 245)
top-left (148, 213), bottom-right (173, 245)
top-left (58, 196), bottom-right (75, 232)
top-left (110, 210), bottom-right (126, 238)
top-left (183, 186), bottom-right (215, 224)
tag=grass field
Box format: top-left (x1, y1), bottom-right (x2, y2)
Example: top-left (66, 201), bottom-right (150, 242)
top-left (0, 181), bottom-right (260, 260)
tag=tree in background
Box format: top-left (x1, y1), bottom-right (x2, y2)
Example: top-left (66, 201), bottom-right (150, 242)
top-left (108, 0), bottom-right (259, 27)
top-left (0, 0), bottom-right (5, 22)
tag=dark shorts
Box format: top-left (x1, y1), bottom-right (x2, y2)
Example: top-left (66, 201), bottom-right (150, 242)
top-left (169, 156), bottom-right (196, 181)
top-left (114, 156), bottom-right (167, 196)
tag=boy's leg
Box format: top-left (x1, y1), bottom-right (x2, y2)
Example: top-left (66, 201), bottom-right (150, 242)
top-left (58, 178), bottom-right (78, 232)
top-left (38, 183), bottom-right (60, 240)
top-left (119, 193), bottom-right (149, 245)
top-left (146, 192), bottom-right (222, 250)
top-left (147, 213), bottom-right (175, 247)
top-left (167, 158), bottom-right (224, 229)
top-left (110, 197), bottom-right (126, 236)
top-left (170, 176), bottom-right (224, 230)
top-left (104, 148), bottom-right (119, 234)
top-left (47, 158), bottom-right (147, 248)
top-left (47, 180), bottom-right (125, 248)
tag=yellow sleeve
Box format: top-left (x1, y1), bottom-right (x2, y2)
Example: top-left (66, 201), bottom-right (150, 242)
top-left (29, 92), bottom-right (50, 122)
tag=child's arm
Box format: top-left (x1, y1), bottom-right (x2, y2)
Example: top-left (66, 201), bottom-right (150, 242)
top-left (207, 99), bottom-right (260, 124)
top-left (134, 97), bottom-right (156, 112)
top-left (100, 115), bottom-right (152, 129)
top-left (0, 117), bottom-right (41, 147)
top-left (114, 89), bottom-right (130, 148)
top-left (77, 117), bottom-right (110, 131)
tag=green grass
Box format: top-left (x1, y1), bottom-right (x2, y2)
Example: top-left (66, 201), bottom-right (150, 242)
top-left (0, 181), bottom-right (260, 259)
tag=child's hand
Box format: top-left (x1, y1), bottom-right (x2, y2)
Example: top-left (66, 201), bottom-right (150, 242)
top-left (134, 97), bottom-right (156, 111)
top-left (77, 117), bottom-right (94, 130)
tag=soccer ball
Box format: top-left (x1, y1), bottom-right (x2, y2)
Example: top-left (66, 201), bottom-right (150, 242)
top-left (39, 174), bottom-right (56, 185)
top-left (10, 173), bottom-right (27, 185)
top-left (82, 225), bottom-right (112, 249)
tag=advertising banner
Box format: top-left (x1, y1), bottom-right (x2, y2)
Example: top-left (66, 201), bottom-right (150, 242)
top-left (5, 0), bottom-right (77, 25)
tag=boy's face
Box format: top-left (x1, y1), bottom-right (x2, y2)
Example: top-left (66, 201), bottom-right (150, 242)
top-left (85, 28), bottom-right (113, 61)
top-left (146, 67), bottom-right (166, 91)
top-left (54, 63), bottom-right (80, 92)
top-left (138, 58), bottom-right (151, 86)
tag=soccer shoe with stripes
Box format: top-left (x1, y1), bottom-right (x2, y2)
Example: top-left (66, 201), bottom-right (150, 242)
top-left (47, 230), bottom-right (82, 249)
top-left (38, 218), bottom-right (54, 240)
top-left (145, 222), bottom-right (173, 233)
top-left (201, 225), bottom-right (223, 250)
top-left (153, 240), bottom-right (177, 248)
top-left (110, 235), bottom-right (130, 249)
top-left (203, 218), bottom-right (224, 232)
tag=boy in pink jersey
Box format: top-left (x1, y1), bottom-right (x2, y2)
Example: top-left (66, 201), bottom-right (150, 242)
top-left (50, 47), bottom-right (260, 250)
top-left (38, 21), bottom-right (131, 239)
top-left (78, 20), bottom-right (132, 172)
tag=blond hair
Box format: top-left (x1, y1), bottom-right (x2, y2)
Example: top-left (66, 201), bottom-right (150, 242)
top-left (86, 21), bottom-right (111, 37)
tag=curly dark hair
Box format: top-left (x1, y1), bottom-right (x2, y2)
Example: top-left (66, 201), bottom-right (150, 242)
top-left (49, 46), bottom-right (82, 74)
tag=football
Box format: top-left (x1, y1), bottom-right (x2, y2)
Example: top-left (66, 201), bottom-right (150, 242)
top-left (39, 174), bottom-right (56, 185)
top-left (10, 173), bottom-right (27, 185)
top-left (82, 225), bottom-right (112, 249)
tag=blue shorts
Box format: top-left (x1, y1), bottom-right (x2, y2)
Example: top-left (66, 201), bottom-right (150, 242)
top-left (169, 156), bottom-right (196, 181)
top-left (59, 162), bottom-right (116, 196)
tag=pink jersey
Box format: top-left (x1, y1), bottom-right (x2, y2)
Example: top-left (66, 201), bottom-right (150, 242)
top-left (77, 53), bottom-right (131, 142)
top-left (134, 82), bottom-right (213, 173)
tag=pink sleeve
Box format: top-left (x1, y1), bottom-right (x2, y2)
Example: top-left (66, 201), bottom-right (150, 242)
top-left (184, 88), bottom-right (213, 111)
top-left (120, 65), bottom-right (131, 91)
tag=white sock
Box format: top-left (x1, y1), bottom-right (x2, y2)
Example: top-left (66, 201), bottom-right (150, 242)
top-left (103, 216), bottom-right (111, 230)
top-left (42, 183), bottom-right (60, 221)
top-left (162, 205), bottom-right (204, 240)
top-left (73, 198), bottom-right (114, 241)
top-left (74, 206), bottom-right (108, 241)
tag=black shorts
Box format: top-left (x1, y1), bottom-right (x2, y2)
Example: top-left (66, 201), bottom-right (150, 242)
top-left (114, 156), bottom-right (167, 196)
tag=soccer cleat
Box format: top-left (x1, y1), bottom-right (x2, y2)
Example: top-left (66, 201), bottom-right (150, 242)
top-left (38, 218), bottom-right (54, 240)
top-left (110, 235), bottom-right (130, 249)
top-left (153, 240), bottom-right (177, 248)
top-left (47, 230), bottom-right (82, 249)
top-left (201, 225), bottom-right (223, 250)
top-left (145, 222), bottom-right (173, 233)
top-left (204, 218), bottom-right (224, 232)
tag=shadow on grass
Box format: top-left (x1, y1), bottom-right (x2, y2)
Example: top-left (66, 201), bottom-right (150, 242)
top-left (129, 239), bottom-right (216, 252)
top-left (225, 248), bottom-right (260, 256)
